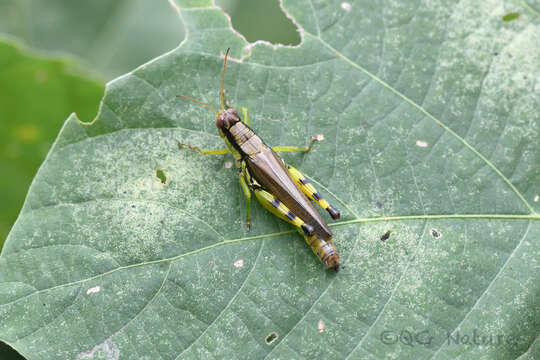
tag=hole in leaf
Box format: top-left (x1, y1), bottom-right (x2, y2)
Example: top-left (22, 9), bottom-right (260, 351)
top-left (156, 169), bottom-right (168, 184)
top-left (502, 12), bottom-right (520, 22)
top-left (216, 0), bottom-right (301, 45)
top-left (380, 230), bottom-right (391, 242)
top-left (265, 332), bottom-right (278, 344)
top-left (430, 228), bottom-right (442, 239)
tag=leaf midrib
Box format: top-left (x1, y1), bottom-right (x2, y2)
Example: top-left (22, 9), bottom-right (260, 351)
top-left (4, 192), bottom-right (537, 310)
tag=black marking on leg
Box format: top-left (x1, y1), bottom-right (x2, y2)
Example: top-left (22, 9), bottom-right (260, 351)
top-left (286, 211), bottom-right (296, 221)
top-left (271, 198), bottom-right (280, 208)
top-left (301, 223), bottom-right (315, 236)
top-left (312, 192), bottom-right (322, 201)
top-left (299, 177), bottom-right (310, 185)
top-left (327, 205), bottom-right (341, 220)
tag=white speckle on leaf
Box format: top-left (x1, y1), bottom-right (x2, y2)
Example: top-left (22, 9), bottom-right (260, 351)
top-left (225, 161), bottom-right (233, 169)
top-left (86, 286), bottom-right (101, 295)
top-left (234, 259), bottom-right (244, 268)
top-left (534, 195), bottom-right (539, 202)
top-left (341, 2), bottom-right (352, 11)
top-left (416, 140), bottom-right (428, 148)
top-left (76, 339), bottom-right (119, 360)
top-left (318, 320), bottom-right (325, 332)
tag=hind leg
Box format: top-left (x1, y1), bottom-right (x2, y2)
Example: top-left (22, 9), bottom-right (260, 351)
top-left (285, 164), bottom-right (341, 220)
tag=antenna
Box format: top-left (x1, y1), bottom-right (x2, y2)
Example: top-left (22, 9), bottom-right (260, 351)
top-left (176, 95), bottom-right (219, 116)
top-left (177, 48), bottom-right (231, 116)
top-left (220, 48), bottom-right (231, 111)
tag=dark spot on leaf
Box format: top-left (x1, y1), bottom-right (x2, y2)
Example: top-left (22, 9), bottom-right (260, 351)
top-left (131, 205), bottom-right (136, 208)
top-left (493, 52), bottom-right (499, 56)
top-left (265, 332), bottom-right (278, 344)
top-left (430, 228), bottom-right (442, 238)
top-left (380, 230), bottom-right (391, 242)
top-left (502, 12), bottom-right (520, 22)
top-left (376, 202), bottom-right (383, 209)
top-left (156, 169), bottom-right (168, 184)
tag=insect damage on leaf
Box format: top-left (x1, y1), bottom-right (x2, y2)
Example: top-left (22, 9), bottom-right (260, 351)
top-left (502, 12), bottom-right (520, 22)
top-left (380, 230), bottom-right (392, 242)
top-left (233, 259), bottom-right (244, 268)
top-left (86, 286), bottom-right (101, 295)
top-left (155, 169), bottom-right (168, 184)
top-left (318, 320), bottom-right (325, 333)
top-left (265, 332), bottom-right (278, 344)
top-left (430, 228), bottom-right (442, 238)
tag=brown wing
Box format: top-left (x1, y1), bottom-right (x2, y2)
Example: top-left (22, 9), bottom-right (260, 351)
top-left (246, 145), bottom-right (332, 240)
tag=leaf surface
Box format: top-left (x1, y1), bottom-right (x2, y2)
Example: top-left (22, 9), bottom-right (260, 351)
top-left (1, 1), bottom-right (540, 359)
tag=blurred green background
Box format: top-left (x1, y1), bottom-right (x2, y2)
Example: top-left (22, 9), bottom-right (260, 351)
top-left (0, 1), bottom-right (298, 357)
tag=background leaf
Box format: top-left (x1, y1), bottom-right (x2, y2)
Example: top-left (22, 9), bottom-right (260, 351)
top-left (0, 0), bottom-right (184, 78)
top-left (0, 39), bottom-right (104, 250)
top-left (1, 0), bottom-right (540, 359)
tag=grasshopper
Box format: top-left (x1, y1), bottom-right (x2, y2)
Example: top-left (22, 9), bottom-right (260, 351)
top-left (177, 49), bottom-right (342, 271)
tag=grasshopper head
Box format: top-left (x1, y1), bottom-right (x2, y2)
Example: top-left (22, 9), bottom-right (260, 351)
top-left (216, 108), bottom-right (241, 129)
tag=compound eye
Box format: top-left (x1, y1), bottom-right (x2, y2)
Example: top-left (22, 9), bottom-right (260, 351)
top-left (216, 116), bottom-right (224, 128)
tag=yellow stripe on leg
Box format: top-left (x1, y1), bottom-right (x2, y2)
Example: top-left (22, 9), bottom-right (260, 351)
top-left (286, 164), bottom-right (341, 219)
top-left (253, 188), bottom-right (314, 236)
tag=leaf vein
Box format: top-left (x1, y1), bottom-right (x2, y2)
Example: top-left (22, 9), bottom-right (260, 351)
top-left (306, 32), bottom-right (535, 214)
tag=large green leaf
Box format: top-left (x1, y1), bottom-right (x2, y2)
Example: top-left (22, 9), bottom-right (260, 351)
top-left (1, 0), bottom-right (539, 359)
